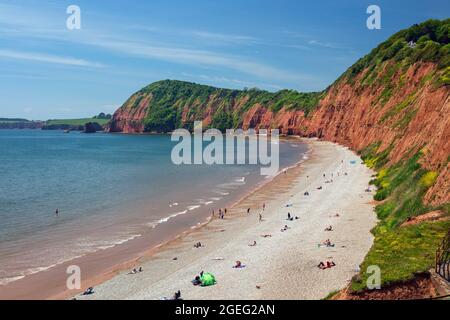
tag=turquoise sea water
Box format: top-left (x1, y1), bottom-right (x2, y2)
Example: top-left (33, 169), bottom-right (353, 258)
top-left (0, 130), bottom-right (307, 285)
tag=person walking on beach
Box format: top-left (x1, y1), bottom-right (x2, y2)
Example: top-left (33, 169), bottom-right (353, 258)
top-left (262, 203), bottom-right (265, 211)
top-left (55, 208), bottom-right (59, 216)
top-left (247, 208), bottom-right (251, 214)
top-left (259, 213), bottom-right (263, 222)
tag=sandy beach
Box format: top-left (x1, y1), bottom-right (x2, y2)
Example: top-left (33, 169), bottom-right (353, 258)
top-left (74, 139), bottom-right (377, 300)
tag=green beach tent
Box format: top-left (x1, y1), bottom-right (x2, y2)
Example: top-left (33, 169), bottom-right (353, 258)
top-left (200, 273), bottom-right (216, 286)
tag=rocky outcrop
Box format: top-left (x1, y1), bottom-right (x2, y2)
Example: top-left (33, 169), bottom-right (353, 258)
top-left (83, 122), bottom-right (103, 133)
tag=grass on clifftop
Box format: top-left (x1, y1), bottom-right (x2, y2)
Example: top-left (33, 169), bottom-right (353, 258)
top-left (344, 19), bottom-right (450, 84)
top-left (132, 80), bottom-right (324, 133)
top-left (352, 142), bottom-right (450, 291)
top-left (351, 220), bottom-right (450, 291)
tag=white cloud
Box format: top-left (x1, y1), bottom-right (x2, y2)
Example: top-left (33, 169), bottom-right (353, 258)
top-left (188, 31), bottom-right (258, 44)
top-left (0, 3), bottom-right (310, 83)
top-left (89, 37), bottom-right (308, 81)
top-left (308, 39), bottom-right (347, 49)
top-left (0, 49), bottom-right (104, 68)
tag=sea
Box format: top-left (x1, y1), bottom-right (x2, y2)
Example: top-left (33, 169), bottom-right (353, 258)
top-left (0, 129), bottom-right (308, 286)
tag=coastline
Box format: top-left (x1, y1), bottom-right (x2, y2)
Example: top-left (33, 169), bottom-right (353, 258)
top-left (52, 137), bottom-right (311, 300)
top-left (73, 139), bottom-right (377, 300)
top-left (0, 135), bottom-right (307, 300)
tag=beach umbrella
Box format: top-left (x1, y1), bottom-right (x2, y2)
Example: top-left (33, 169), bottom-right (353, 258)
top-left (200, 273), bottom-right (216, 286)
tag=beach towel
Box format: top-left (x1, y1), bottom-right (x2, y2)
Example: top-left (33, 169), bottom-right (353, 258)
top-left (200, 273), bottom-right (216, 286)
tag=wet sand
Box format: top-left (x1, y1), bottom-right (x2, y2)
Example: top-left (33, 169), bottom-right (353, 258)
top-left (74, 140), bottom-right (377, 300)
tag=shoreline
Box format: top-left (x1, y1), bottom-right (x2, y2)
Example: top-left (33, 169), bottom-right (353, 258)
top-left (52, 138), bottom-right (311, 300)
top-left (74, 139), bottom-right (377, 300)
top-left (0, 136), bottom-right (308, 300)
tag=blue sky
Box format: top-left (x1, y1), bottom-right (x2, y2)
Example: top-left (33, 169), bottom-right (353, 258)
top-left (0, 0), bottom-right (449, 120)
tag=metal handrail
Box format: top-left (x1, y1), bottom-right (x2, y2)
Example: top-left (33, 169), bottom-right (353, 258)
top-left (436, 229), bottom-right (450, 282)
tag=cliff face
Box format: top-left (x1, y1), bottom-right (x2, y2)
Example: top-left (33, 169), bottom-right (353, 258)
top-left (108, 19), bottom-right (450, 206)
top-left (307, 61), bottom-right (449, 206)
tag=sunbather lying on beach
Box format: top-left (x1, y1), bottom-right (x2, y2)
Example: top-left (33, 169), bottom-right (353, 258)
top-left (191, 271), bottom-right (204, 286)
top-left (192, 276), bottom-right (201, 286)
top-left (233, 260), bottom-right (246, 268)
top-left (304, 191), bottom-right (310, 196)
top-left (261, 234), bottom-right (272, 238)
top-left (249, 241), bottom-right (257, 247)
top-left (82, 287), bottom-right (94, 295)
top-left (318, 261), bottom-right (336, 269)
top-left (317, 186), bottom-right (323, 190)
top-left (323, 239), bottom-right (335, 247)
top-left (281, 225), bottom-right (290, 232)
top-left (324, 226), bottom-right (333, 231)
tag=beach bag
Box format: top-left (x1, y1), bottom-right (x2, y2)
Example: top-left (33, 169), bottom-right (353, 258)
top-left (200, 273), bottom-right (216, 286)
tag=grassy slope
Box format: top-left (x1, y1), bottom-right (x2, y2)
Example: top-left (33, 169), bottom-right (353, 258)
top-left (352, 143), bottom-right (450, 291)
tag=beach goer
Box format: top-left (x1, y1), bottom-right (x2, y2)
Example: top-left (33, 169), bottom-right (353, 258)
top-left (55, 208), bottom-right (59, 216)
top-left (247, 208), bottom-right (251, 214)
top-left (249, 241), bottom-right (257, 247)
top-left (281, 225), bottom-right (290, 232)
top-left (318, 261), bottom-right (336, 269)
top-left (172, 290), bottom-right (182, 300)
top-left (194, 242), bottom-right (203, 248)
top-left (262, 203), bottom-right (265, 211)
top-left (233, 260), bottom-right (245, 268)
top-left (261, 234), bottom-right (272, 238)
top-left (259, 213), bottom-right (263, 222)
top-left (139, 267), bottom-right (143, 272)
top-left (325, 226), bottom-right (333, 231)
top-left (192, 276), bottom-right (202, 286)
top-left (224, 208), bottom-right (227, 214)
top-left (82, 287), bottom-right (94, 295)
